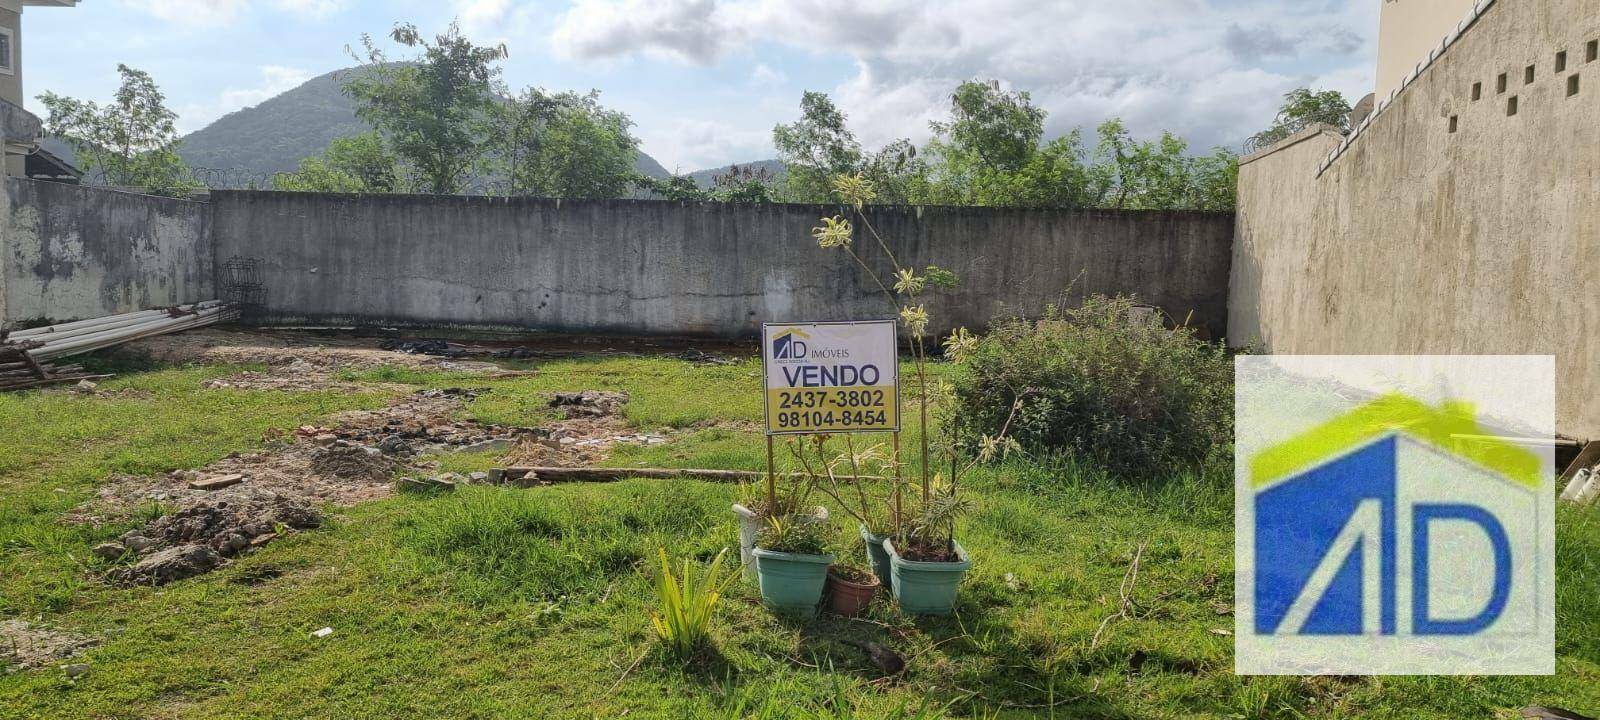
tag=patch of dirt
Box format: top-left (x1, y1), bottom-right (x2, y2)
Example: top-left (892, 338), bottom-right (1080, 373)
top-left (1, 620), bottom-right (98, 671)
top-left (500, 390), bottom-right (671, 467)
top-left (118, 328), bottom-right (526, 392)
top-left (73, 387), bottom-right (662, 585)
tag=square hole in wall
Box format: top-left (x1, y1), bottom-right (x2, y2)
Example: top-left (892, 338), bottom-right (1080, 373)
top-left (1589, 40), bottom-right (1598, 63)
top-left (1557, 51), bottom-right (1568, 72)
top-left (1507, 95), bottom-right (1519, 116)
top-left (1498, 72), bottom-right (1508, 92)
top-left (1525, 64), bottom-right (1537, 84)
top-left (1472, 81), bottom-right (1482, 100)
top-left (1448, 115), bottom-right (1459, 133)
top-left (1570, 74), bottom-right (1581, 97)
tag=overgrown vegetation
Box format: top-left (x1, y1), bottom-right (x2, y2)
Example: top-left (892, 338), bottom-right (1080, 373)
top-left (0, 353), bottom-right (1596, 718)
top-left (38, 64), bottom-right (202, 197)
top-left (949, 295), bottom-right (1234, 477)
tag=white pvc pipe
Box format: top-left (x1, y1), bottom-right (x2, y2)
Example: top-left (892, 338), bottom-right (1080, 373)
top-left (9, 301), bottom-right (223, 339)
top-left (30, 307), bottom-right (229, 361)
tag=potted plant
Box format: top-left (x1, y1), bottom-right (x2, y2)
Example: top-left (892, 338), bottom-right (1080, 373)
top-left (789, 434), bottom-right (898, 590)
top-left (733, 468), bottom-right (828, 579)
top-left (884, 480), bottom-right (973, 615)
top-left (751, 516), bottom-right (834, 616)
top-left (826, 563), bottom-right (881, 617)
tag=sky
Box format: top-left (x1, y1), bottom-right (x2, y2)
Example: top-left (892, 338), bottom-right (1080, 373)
top-left (22, 0), bottom-right (1379, 173)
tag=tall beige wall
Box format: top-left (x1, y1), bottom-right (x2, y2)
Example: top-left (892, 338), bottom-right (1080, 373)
top-left (0, 6), bottom-right (18, 107)
top-left (1377, 0), bottom-right (1479, 97)
top-left (1231, 0), bottom-right (1600, 437)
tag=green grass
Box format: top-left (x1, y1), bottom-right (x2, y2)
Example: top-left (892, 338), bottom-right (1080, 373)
top-left (0, 352), bottom-right (1596, 719)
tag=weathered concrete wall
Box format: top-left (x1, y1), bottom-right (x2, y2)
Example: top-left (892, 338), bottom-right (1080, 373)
top-left (211, 192), bottom-right (1233, 338)
top-left (2, 178), bottom-right (213, 325)
top-left (1231, 0), bottom-right (1600, 436)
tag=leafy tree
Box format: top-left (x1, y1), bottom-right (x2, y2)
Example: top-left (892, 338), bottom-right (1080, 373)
top-left (343, 22), bottom-right (507, 194)
top-left (643, 174), bottom-right (710, 201)
top-left (859, 139), bottom-right (929, 205)
top-left (1088, 119), bottom-right (1236, 211)
top-left (490, 88), bottom-right (639, 199)
top-left (930, 80), bottom-right (1045, 174)
top-left (708, 164), bottom-right (777, 203)
top-left (37, 64), bottom-right (200, 197)
top-left (1248, 88), bottom-right (1352, 150)
top-left (772, 91), bottom-right (862, 202)
top-left (273, 132), bottom-right (400, 193)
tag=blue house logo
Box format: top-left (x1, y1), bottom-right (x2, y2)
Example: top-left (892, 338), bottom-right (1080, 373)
top-left (1239, 393), bottom-right (1552, 674)
top-left (770, 329), bottom-right (809, 361)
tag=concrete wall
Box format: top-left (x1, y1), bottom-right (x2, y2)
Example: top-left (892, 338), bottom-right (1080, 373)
top-left (211, 192), bottom-right (1234, 338)
top-left (2, 178), bottom-right (212, 325)
top-left (1232, 0), bottom-right (1600, 436)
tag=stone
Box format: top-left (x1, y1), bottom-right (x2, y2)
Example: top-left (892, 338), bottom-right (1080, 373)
top-left (377, 435), bottom-right (410, 455)
top-left (188, 473), bottom-right (245, 491)
top-left (108, 544), bottom-right (222, 586)
top-left (311, 433), bottom-right (339, 447)
top-left (461, 438), bottom-right (512, 453)
top-left (312, 627), bottom-right (334, 638)
top-left (63, 663), bottom-right (90, 679)
top-left (123, 535), bottom-right (156, 553)
top-left (71, 380), bottom-right (98, 393)
top-left (468, 472), bottom-right (489, 483)
top-left (92, 542), bottom-right (126, 561)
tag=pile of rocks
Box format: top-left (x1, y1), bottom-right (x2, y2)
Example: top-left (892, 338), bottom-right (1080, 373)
top-left (549, 390), bottom-right (629, 417)
top-left (99, 490), bottom-right (322, 586)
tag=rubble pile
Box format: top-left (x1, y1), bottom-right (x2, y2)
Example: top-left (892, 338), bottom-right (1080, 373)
top-left (99, 490), bottom-right (321, 586)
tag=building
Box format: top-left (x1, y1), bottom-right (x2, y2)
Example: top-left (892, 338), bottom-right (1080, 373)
top-left (1376, 0), bottom-right (1480, 98)
top-left (0, 0), bottom-right (78, 178)
top-left (1231, 0), bottom-right (1600, 437)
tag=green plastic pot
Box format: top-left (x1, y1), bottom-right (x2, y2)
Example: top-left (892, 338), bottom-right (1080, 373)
top-left (860, 525), bottom-right (893, 591)
top-left (751, 547), bottom-right (834, 615)
top-left (884, 538), bottom-right (971, 615)
top-left (734, 504), bottom-right (829, 581)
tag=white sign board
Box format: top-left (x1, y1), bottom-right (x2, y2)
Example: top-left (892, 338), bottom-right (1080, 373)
top-left (762, 320), bottom-right (899, 435)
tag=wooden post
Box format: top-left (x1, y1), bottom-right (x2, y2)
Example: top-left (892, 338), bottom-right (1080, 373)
top-left (892, 431), bottom-right (903, 539)
top-left (765, 434), bottom-right (777, 512)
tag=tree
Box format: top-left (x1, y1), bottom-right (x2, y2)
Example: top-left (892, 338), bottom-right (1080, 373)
top-left (1248, 88), bottom-right (1352, 150)
top-left (37, 64), bottom-right (200, 197)
top-left (273, 133), bottom-right (400, 193)
top-left (708, 164), bottom-right (777, 203)
top-left (930, 80), bottom-right (1044, 174)
top-left (1087, 119), bottom-right (1237, 211)
top-left (490, 89), bottom-right (640, 199)
top-left (772, 91), bottom-right (862, 202)
top-left (343, 22), bottom-right (507, 194)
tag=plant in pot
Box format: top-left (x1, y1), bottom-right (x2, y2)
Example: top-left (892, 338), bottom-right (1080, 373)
top-left (733, 452), bottom-right (828, 579)
top-left (884, 476), bottom-right (974, 615)
top-left (790, 434), bottom-right (898, 591)
top-left (806, 172), bottom-right (1026, 615)
top-left (751, 514), bottom-right (835, 616)
top-left (825, 563), bottom-right (880, 617)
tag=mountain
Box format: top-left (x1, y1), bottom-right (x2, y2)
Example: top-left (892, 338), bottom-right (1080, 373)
top-left (171, 66), bottom-right (672, 185)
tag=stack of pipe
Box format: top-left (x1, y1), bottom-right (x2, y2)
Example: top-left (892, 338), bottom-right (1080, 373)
top-left (0, 301), bottom-right (231, 390)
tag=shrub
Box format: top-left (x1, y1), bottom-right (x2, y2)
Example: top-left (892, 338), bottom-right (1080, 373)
top-left (651, 548), bottom-right (737, 660)
top-left (949, 295), bottom-right (1232, 477)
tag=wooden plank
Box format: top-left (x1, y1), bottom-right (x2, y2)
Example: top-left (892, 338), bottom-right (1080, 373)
top-left (497, 466), bottom-right (884, 485)
top-left (188, 473), bottom-right (245, 491)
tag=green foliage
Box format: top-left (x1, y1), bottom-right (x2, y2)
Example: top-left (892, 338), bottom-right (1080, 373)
top-left (755, 515), bottom-right (830, 556)
top-left (272, 132), bottom-right (400, 192)
top-left (950, 295), bottom-right (1234, 477)
top-left (1089, 119), bottom-right (1238, 211)
top-left (343, 22), bottom-right (507, 194)
top-left (928, 80), bottom-right (1045, 175)
top-left (37, 64), bottom-right (201, 197)
top-left (707, 164), bottom-right (778, 202)
top-left (490, 88), bottom-right (641, 199)
top-left (1249, 87), bottom-right (1352, 149)
top-left (772, 91), bottom-right (863, 202)
top-left (644, 174), bottom-right (709, 201)
top-left (650, 547), bottom-right (737, 660)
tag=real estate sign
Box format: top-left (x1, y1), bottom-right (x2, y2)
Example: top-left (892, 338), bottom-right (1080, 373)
top-left (762, 320), bottom-right (899, 435)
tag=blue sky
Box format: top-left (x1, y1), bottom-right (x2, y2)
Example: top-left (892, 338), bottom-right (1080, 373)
top-left (22, 0), bottom-right (1379, 172)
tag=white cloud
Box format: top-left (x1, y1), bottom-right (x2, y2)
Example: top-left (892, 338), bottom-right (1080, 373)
top-left (750, 63), bottom-right (786, 88)
top-left (178, 65), bottom-right (311, 134)
top-left (119, 0), bottom-right (250, 26)
top-left (551, 0), bottom-right (1379, 153)
top-left (271, 0), bottom-right (345, 17)
top-left (640, 117), bottom-right (773, 173)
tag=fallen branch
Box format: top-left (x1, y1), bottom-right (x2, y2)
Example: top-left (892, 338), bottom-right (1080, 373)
top-left (498, 466), bottom-right (885, 485)
top-left (1090, 541), bottom-right (1147, 651)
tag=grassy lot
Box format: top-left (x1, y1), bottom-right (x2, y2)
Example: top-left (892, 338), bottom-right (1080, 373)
top-left (1, 353), bottom-right (1597, 718)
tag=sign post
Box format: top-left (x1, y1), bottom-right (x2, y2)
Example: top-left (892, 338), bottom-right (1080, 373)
top-left (761, 320), bottom-right (901, 513)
